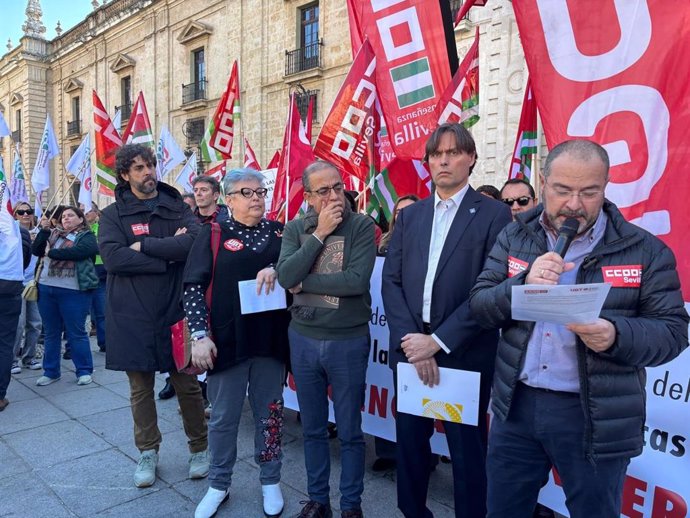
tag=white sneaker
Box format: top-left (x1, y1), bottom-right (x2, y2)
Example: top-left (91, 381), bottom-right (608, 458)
top-left (134, 449), bottom-right (158, 488)
top-left (10, 362), bottom-right (21, 374)
top-left (194, 487), bottom-right (229, 518)
top-left (189, 449), bottom-right (210, 479)
top-left (77, 375), bottom-right (93, 386)
top-left (26, 359), bottom-right (43, 370)
top-left (36, 376), bottom-right (60, 386)
top-left (262, 483), bottom-right (284, 517)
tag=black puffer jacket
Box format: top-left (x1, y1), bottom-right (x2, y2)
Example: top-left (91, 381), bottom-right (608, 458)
top-left (99, 182), bottom-right (200, 372)
top-left (469, 201), bottom-right (688, 460)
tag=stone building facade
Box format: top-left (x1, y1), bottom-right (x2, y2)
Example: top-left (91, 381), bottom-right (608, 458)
top-left (0, 0), bottom-right (534, 209)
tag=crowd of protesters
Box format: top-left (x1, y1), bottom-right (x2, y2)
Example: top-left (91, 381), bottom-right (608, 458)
top-left (1, 124), bottom-right (688, 518)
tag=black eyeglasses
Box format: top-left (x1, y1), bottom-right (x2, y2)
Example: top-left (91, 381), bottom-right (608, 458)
top-left (15, 209), bottom-right (34, 216)
top-left (502, 196), bottom-right (533, 207)
top-left (307, 183), bottom-right (344, 198)
top-left (229, 188), bottom-right (269, 199)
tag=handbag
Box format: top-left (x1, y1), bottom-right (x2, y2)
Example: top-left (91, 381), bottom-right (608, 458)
top-left (22, 257), bottom-right (44, 301)
top-left (172, 222), bottom-right (222, 374)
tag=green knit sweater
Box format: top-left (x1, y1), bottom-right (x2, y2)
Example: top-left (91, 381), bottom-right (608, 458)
top-left (277, 212), bottom-right (376, 340)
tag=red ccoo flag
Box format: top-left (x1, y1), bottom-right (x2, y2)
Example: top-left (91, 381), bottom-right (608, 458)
top-left (121, 91), bottom-right (154, 147)
top-left (93, 90), bottom-right (123, 196)
top-left (508, 79), bottom-right (538, 181)
top-left (209, 60), bottom-right (241, 160)
top-left (270, 94), bottom-right (315, 222)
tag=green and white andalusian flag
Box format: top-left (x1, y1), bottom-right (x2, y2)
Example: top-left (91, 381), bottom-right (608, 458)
top-left (508, 79), bottom-right (538, 181)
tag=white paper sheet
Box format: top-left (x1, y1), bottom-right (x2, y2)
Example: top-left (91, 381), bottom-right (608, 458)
top-left (396, 363), bottom-right (481, 426)
top-left (511, 282), bottom-right (611, 325)
top-left (238, 280), bottom-right (287, 315)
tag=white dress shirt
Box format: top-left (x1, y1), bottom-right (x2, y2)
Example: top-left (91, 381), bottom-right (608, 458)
top-left (422, 185), bottom-right (469, 353)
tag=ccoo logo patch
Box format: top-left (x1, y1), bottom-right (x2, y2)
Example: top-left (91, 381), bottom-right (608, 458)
top-left (224, 239), bottom-right (244, 252)
top-left (601, 265), bottom-right (642, 287)
top-left (508, 256), bottom-right (529, 278)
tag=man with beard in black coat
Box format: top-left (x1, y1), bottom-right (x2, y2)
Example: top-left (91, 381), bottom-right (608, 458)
top-left (99, 144), bottom-right (209, 489)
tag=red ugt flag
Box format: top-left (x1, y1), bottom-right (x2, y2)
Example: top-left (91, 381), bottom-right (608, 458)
top-left (121, 91), bottom-right (154, 147)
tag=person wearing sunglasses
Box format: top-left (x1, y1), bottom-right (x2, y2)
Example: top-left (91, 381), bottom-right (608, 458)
top-left (277, 160), bottom-right (376, 518)
top-left (500, 178), bottom-right (537, 220)
top-left (10, 203), bottom-right (43, 375)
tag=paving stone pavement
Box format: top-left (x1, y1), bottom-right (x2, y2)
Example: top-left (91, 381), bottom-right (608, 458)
top-left (1, 340), bottom-right (458, 518)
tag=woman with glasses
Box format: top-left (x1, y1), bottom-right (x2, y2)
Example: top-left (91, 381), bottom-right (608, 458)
top-left (31, 205), bottom-right (98, 386)
top-left (11, 202), bottom-right (43, 374)
top-left (184, 168), bottom-right (290, 518)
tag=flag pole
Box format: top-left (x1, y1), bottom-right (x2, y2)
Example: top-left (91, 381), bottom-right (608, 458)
top-left (41, 149), bottom-right (96, 213)
top-left (285, 94), bottom-right (293, 223)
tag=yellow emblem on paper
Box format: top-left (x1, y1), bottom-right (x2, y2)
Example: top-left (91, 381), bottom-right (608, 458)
top-left (421, 399), bottom-right (464, 423)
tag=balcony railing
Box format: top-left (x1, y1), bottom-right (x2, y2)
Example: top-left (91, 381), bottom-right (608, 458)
top-left (115, 102), bottom-right (132, 122)
top-left (285, 41), bottom-right (323, 76)
top-left (11, 130), bottom-right (21, 143)
top-left (183, 117), bottom-right (205, 147)
top-left (182, 79), bottom-right (207, 105)
top-left (67, 120), bottom-right (81, 136)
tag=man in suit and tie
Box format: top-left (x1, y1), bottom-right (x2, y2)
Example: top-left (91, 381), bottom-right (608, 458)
top-left (382, 122), bottom-right (512, 518)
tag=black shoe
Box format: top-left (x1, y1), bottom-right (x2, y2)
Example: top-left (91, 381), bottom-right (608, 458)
top-left (296, 501), bottom-right (332, 518)
top-left (62, 350), bottom-right (72, 360)
top-left (533, 503), bottom-right (556, 518)
top-left (327, 422), bottom-right (338, 439)
top-left (341, 510), bottom-right (363, 518)
top-left (158, 379), bottom-right (176, 400)
top-left (98, 343), bottom-right (106, 352)
top-left (371, 457), bottom-right (396, 472)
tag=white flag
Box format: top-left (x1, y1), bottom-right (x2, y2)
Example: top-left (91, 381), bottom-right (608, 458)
top-left (10, 144), bottom-right (28, 205)
top-left (0, 111), bottom-right (10, 137)
top-left (112, 108), bottom-right (122, 138)
top-left (66, 135), bottom-right (92, 212)
top-left (31, 115), bottom-right (60, 193)
top-left (175, 152), bottom-right (198, 193)
top-left (34, 194), bottom-right (43, 219)
top-left (156, 125), bottom-right (186, 180)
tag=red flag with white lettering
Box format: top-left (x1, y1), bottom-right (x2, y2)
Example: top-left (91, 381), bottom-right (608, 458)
top-left (243, 137), bottom-right (262, 171)
top-left (93, 90), bottom-right (122, 196)
top-left (271, 95), bottom-right (315, 222)
top-left (514, 1), bottom-right (690, 300)
top-left (354, 1), bottom-right (451, 160)
top-left (314, 40), bottom-right (378, 182)
top-left (209, 60), bottom-right (240, 160)
top-left (121, 91), bottom-right (154, 147)
top-left (437, 26), bottom-right (479, 128)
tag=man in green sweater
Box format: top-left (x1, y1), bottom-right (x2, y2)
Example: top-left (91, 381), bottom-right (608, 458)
top-left (277, 160), bottom-right (376, 518)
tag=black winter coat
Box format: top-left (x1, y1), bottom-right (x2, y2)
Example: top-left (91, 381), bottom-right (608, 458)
top-left (99, 182), bottom-right (200, 372)
top-left (469, 201), bottom-right (689, 460)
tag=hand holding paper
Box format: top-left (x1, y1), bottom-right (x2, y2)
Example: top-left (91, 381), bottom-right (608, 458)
top-left (567, 318), bottom-right (616, 352)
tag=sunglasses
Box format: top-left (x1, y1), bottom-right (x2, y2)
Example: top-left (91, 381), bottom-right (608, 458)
top-left (15, 209), bottom-right (34, 215)
top-left (502, 196), bottom-right (532, 207)
top-left (229, 187), bottom-right (269, 199)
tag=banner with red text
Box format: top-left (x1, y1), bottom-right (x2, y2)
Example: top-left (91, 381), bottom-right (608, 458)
top-left (353, 0), bottom-right (451, 160)
top-left (515, 2), bottom-right (690, 515)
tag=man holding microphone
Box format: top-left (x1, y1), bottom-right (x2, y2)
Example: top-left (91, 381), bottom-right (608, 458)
top-left (470, 139), bottom-right (688, 518)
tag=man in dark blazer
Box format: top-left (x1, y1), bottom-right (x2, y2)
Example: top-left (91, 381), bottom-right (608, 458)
top-left (382, 122), bottom-right (511, 518)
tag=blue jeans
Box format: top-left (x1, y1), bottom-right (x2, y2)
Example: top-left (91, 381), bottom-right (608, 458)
top-left (37, 284), bottom-right (94, 379)
top-left (207, 357), bottom-right (285, 490)
top-left (487, 383), bottom-right (629, 518)
top-left (0, 292), bottom-right (22, 399)
top-left (288, 327), bottom-right (370, 511)
top-left (90, 278), bottom-right (106, 347)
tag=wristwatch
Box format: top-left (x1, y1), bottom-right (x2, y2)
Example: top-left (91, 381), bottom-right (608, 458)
top-left (190, 331), bottom-right (207, 342)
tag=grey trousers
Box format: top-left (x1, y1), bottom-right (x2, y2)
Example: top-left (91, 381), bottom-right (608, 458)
top-left (206, 356), bottom-right (285, 490)
top-left (13, 299), bottom-right (42, 363)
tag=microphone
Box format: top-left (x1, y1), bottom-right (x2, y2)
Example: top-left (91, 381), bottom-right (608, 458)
top-left (553, 217), bottom-right (579, 258)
